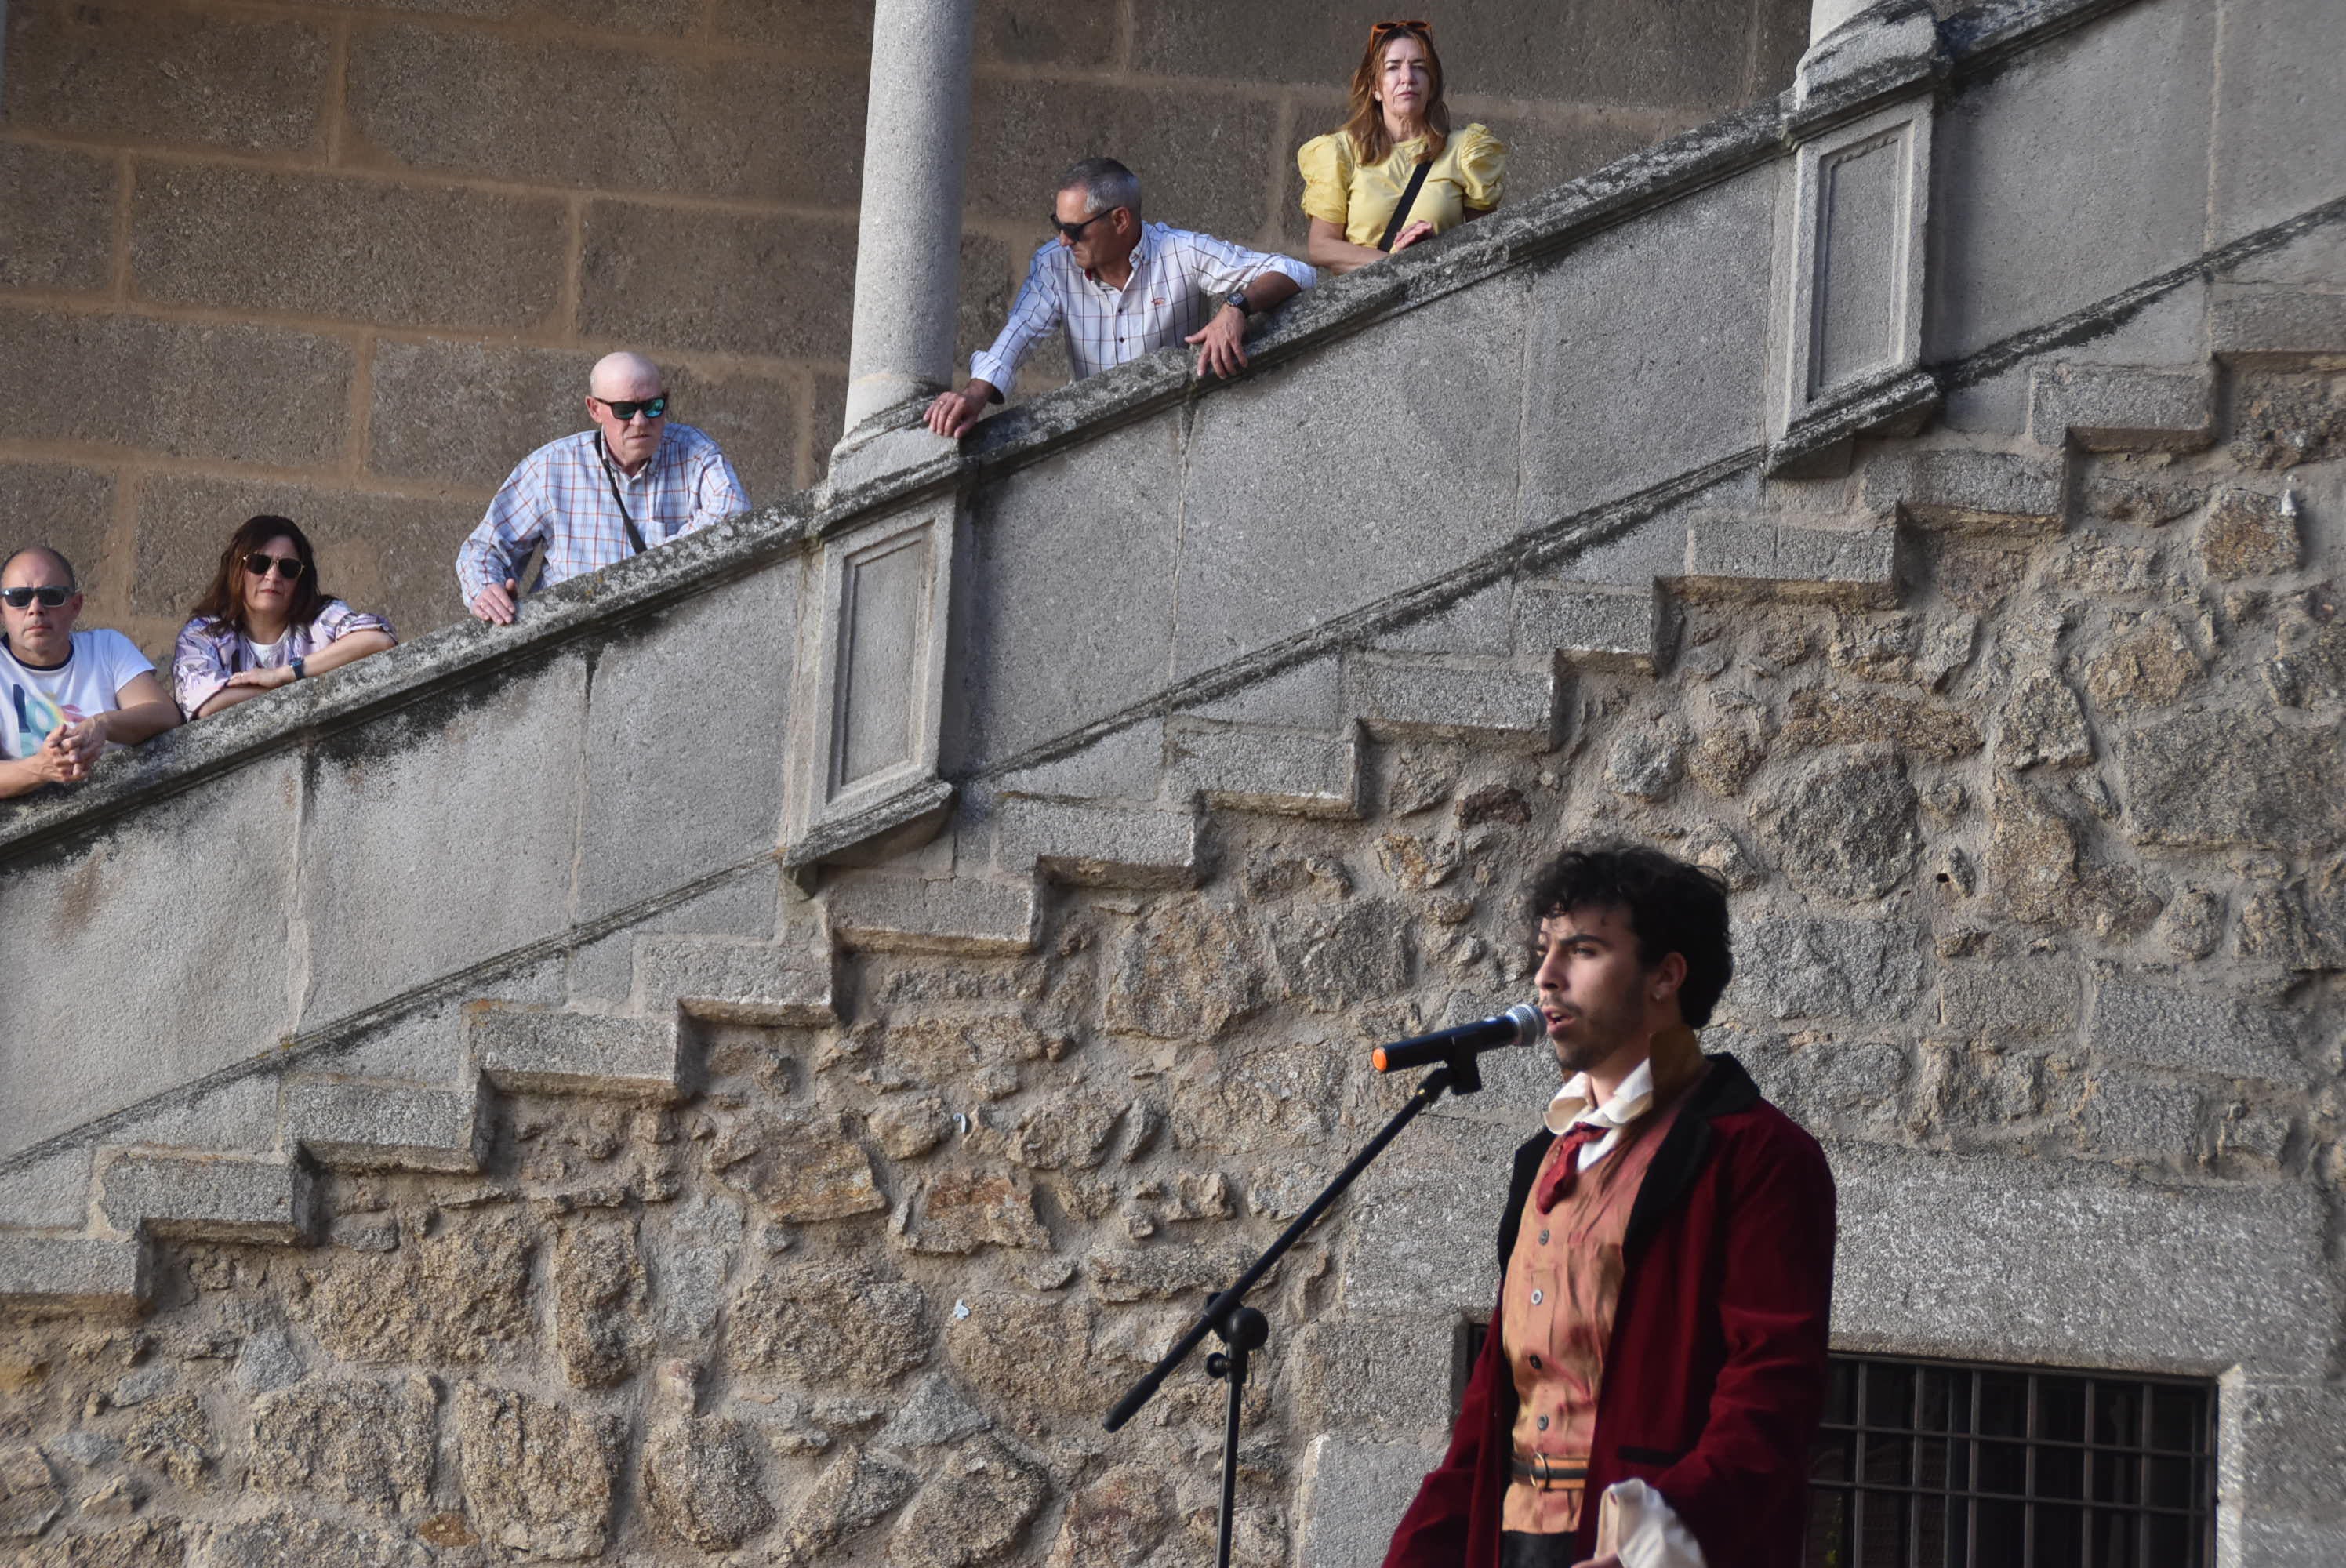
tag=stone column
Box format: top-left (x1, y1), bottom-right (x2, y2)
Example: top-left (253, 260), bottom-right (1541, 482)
top-left (837, 0), bottom-right (979, 442)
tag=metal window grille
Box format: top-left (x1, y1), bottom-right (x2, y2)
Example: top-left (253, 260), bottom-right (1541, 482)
top-left (1808, 1354), bottom-right (2216, 1568)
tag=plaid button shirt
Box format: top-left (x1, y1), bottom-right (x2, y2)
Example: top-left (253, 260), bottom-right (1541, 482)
top-left (455, 423), bottom-right (749, 601)
top-left (970, 223), bottom-right (1316, 398)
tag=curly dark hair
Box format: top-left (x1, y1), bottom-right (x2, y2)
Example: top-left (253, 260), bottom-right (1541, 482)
top-left (1523, 843), bottom-right (1734, 1027)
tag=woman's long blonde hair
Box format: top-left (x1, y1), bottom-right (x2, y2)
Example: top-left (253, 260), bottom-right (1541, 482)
top-left (1339, 21), bottom-right (1450, 167)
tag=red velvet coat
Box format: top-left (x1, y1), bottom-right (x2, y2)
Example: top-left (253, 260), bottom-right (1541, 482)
top-left (1382, 1054), bottom-right (1837, 1568)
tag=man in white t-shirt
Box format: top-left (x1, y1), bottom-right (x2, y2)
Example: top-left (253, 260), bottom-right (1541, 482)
top-left (1, 546), bottom-right (181, 800)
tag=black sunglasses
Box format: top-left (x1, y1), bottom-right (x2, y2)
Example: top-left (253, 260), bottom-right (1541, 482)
top-left (597, 394), bottom-right (668, 422)
top-left (1, 586), bottom-right (72, 609)
top-left (1051, 208), bottom-right (1119, 242)
top-left (244, 553), bottom-right (307, 581)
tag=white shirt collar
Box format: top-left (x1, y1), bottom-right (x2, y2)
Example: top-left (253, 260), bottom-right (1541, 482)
top-left (1545, 1053), bottom-right (1658, 1137)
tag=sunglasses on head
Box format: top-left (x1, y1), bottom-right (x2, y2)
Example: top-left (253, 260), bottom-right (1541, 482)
top-left (244, 553), bottom-right (307, 581)
top-left (1, 586), bottom-right (72, 609)
top-left (597, 394), bottom-right (668, 422)
top-left (1051, 208), bottom-right (1118, 242)
top-left (1370, 18), bottom-right (1432, 40)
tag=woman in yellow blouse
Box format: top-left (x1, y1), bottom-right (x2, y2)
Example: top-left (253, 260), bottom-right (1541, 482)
top-left (1298, 20), bottom-right (1508, 275)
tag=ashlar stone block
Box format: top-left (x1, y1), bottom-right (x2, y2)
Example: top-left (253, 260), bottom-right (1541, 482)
top-left (1, 750), bottom-right (302, 1162)
top-left (0, 1147), bottom-right (94, 1231)
top-left (1515, 582), bottom-right (1665, 671)
top-left (300, 652), bottom-right (589, 1028)
top-left (286, 1082), bottom-right (484, 1174)
top-left (952, 414), bottom-right (1185, 765)
top-left (2028, 363), bottom-right (2216, 451)
top-left (634, 935), bottom-right (835, 1026)
top-left (1522, 165), bottom-right (1774, 525)
top-left (96, 1154), bottom-right (315, 1245)
top-left (578, 562), bottom-right (797, 922)
top-left (826, 873), bottom-right (1039, 955)
top-left (466, 1005), bottom-right (684, 1100)
top-left (1682, 516), bottom-right (1900, 604)
top-left (2212, 286), bottom-right (2346, 358)
top-left (2088, 982), bottom-right (2304, 1083)
top-left (0, 1235), bottom-right (148, 1313)
top-left (1349, 658), bottom-right (1560, 748)
top-left (1295, 1436), bottom-right (1448, 1568)
top-left (2, 308), bottom-right (353, 469)
top-left (347, 27), bottom-right (866, 205)
top-left (130, 166), bottom-right (567, 331)
top-left (1165, 719), bottom-right (1363, 818)
top-left (2121, 710), bottom-right (2343, 851)
top-left (5, 4), bottom-right (332, 152)
top-left (1866, 448), bottom-right (2065, 530)
top-left (995, 800), bottom-right (1198, 887)
top-left (0, 143), bottom-right (118, 293)
top-left (1928, 0), bottom-right (2214, 357)
top-left (1830, 1143), bottom-right (2332, 1376)
top-left (1175, 281), bottom-right (1527, 681)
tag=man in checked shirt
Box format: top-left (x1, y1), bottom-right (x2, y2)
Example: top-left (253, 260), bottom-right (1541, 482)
top-left (458, 352), bottom-right (750, 625)
top-left (924, 157), bottom-right (1316, 438)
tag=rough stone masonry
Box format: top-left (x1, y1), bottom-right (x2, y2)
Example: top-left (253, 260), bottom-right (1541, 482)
top-left (2, 367), bottom-right (2341, 1562)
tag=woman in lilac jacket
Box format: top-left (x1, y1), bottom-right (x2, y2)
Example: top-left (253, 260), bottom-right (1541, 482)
top-left (172, 515), bottom-right (395, 718)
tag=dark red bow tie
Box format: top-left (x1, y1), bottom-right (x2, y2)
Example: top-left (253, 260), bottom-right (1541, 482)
top-left (1534, 1122), bottom-right (1613, 1214)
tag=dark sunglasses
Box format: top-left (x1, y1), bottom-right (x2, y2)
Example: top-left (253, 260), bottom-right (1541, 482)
top-left (244, 553), bottom-right (307, 581)
top-left (597, 394), bottom-right (668, 422)
top-left (1370, 18), bottom-right (1432, 40)
top-left (1, 586), bottom-right (72, 609)
top-left (1051, 208), bottom-right (1119, 242)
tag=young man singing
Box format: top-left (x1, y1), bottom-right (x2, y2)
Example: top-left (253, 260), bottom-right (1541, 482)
top-left (1384, 843), bottom-right (1837, 1568)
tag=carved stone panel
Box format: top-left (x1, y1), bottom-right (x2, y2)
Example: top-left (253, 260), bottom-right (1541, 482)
top-left (1768, 94), bottom-right (1937, 471)
top-left (783, 496), bottom-right (959, 880)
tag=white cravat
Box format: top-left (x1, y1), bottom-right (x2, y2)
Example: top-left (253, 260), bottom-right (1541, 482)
top-left (1543, 1054), bottom-right (1658, 1171)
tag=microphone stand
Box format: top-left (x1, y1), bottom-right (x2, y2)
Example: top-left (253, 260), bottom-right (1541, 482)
top-left (1103, 1048), bottom-right (1491, 1568)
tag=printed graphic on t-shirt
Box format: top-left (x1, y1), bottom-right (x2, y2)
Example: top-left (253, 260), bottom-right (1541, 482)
top-left (6, 684), bottom-right (78, 757)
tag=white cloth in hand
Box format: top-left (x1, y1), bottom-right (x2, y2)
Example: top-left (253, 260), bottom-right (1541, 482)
top-left (1595, 1479), bottom-right (1708, 1568)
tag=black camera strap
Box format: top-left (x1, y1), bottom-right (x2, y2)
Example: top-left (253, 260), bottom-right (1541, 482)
top-left (595, 434), bottom-right (651, 557)
top-left (1377, 157), bottom-right (1436, 252)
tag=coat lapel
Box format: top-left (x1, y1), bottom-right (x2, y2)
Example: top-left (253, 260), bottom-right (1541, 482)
top-left (1622, 1052), bottom-right (1760, 1258)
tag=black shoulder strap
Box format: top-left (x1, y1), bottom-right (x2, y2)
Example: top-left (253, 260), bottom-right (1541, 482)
top-left (595, 435), bottom-right (650, 557)
top-left (1377, 156), bottom-right (1436, 252)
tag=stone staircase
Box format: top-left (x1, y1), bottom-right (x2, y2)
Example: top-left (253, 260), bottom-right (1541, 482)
top-left (0, 336), bottom-right (2252, 1319)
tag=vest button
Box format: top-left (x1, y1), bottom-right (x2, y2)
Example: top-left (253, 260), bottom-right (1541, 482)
top-left (1537, 1415), bottom-right (1550, 1431)
top-left (1528, 1354), bottom-right (1542, 1370)
top-left (1538, 1230), bottom-right (1550, 1245)
top-left (1530, 1289), bottom-right (1543, 1305)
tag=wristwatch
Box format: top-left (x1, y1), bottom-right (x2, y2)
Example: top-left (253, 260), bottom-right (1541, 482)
top-left (290, 655), bottom-right (307, 681)
top-left (1225, 292), bottom-right (1253, 318)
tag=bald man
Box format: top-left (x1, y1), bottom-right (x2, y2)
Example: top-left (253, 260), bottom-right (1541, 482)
top-left (456, 353), bottom-right (750, 624)
top-left (2, 546), bottom-right (180, 800)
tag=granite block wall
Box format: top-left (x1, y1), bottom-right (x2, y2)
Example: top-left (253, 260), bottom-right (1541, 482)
top-left (0, 0), bottom-right (1806, 659)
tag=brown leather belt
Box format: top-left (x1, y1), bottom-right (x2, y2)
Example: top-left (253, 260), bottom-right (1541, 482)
top-left (1509, 1452), bottom-right (1589, 1490)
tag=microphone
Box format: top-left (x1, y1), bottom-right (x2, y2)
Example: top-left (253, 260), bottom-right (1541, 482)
top-left (1371, 1004), bottom-right (1544, 1073)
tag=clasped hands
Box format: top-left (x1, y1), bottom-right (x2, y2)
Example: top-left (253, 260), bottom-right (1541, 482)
top-left (24, 717), bottom-right (107, 786)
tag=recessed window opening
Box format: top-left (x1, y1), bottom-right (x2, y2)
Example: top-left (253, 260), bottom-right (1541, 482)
top-left (1808, 1353), bottom-right (2217, 1568)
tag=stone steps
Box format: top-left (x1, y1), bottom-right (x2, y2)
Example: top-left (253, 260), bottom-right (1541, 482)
top-left (0, 927), bottom-right (841, 1311)
top-left (0, 336), bottom-right (2297, 1316)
